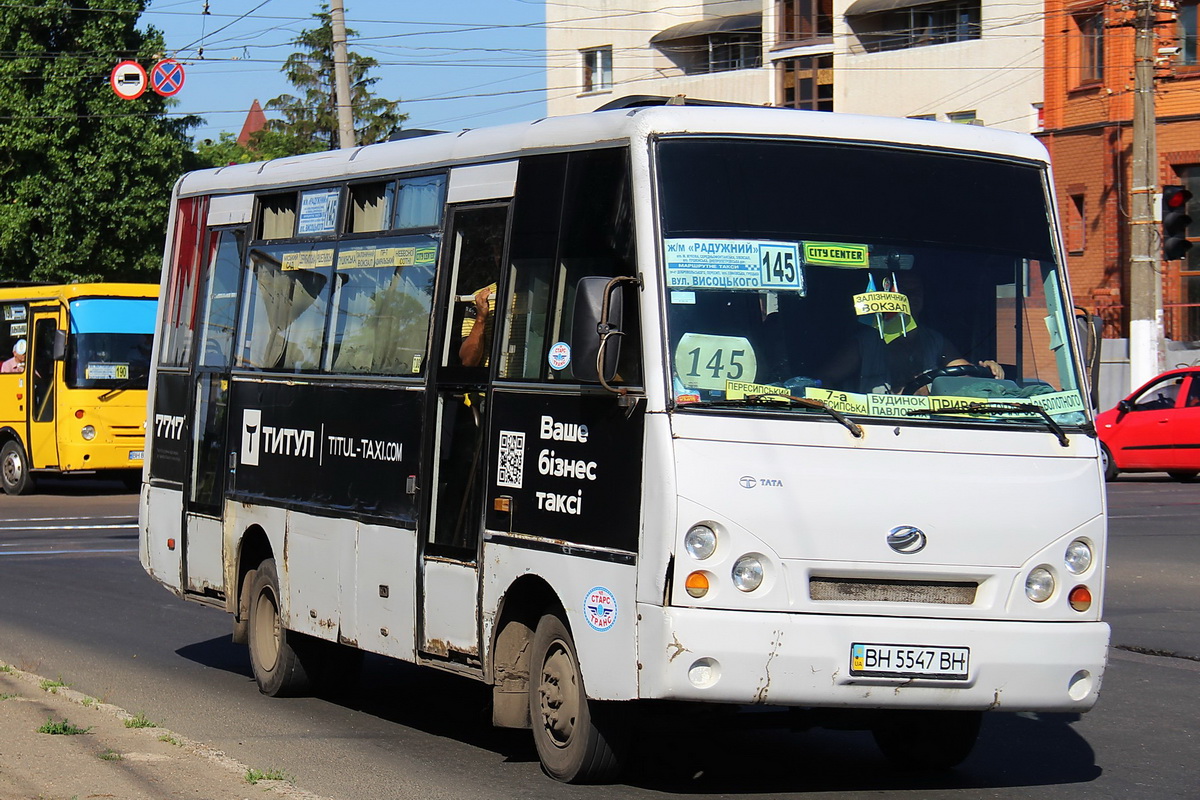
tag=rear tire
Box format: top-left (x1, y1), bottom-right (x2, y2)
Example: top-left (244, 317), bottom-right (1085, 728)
top-left (1167, 470), bottom-right (1199, 481)
top-left (0, 440), bottom-right (33, 496)
top-left (529, 612), bottom-right (625, 783)
top-left (247, 558), bottom-right (310, 697)
top-left (872, 709), bottom-right (982, 770)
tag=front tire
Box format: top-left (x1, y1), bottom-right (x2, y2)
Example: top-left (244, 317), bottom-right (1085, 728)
top-left (0, 440), bottom-right (33, 495)
top-left (247, 558), bottom-right (310, 697)
top-left (872, 709), bottom-right (982, 770)
top-left (528, 612), bottom-right (624, 783)
top-left (1101, 444), bottom-right (1118, 482)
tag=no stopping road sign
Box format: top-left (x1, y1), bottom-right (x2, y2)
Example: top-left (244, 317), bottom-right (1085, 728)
top-left (150, 59), bottom-right (185, 97)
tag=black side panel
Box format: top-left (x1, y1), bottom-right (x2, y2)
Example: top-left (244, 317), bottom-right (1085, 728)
top-left (229, 380), bottom-right (424, 523)
top-left (149, 371), bottom-right (191, 485)
top-left (486, 391), bottom-right (644, 552)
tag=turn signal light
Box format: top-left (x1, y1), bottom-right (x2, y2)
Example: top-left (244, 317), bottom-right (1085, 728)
top-left (166, 538), bottom-right (176, 551)
top-left (685, 571), bottom-right (710, 598)
top-left (75, 409), bottom-right (85, 419)
top-left (1068, 585), bottom-right (1092, 612)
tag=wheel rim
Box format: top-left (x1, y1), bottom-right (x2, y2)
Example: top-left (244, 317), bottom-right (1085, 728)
top-left (2, 450), bottom-right (20, 486)
top-left (251, 587), bottom-right (281, 672)
top-left (538, 639), bottom-right (579, 749)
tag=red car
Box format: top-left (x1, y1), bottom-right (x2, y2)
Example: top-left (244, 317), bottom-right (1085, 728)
top-left (1096, 367), bottom-right (1200, 481)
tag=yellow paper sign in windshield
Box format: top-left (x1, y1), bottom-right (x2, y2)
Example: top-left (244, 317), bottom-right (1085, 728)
top-left (853, 291), bottom-right (911, 317)
top-left (804, 242), bottom-right (869, 267)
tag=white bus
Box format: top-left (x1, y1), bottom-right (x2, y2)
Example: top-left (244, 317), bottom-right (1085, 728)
top-left (140, 104), bottom-right (1109, 783)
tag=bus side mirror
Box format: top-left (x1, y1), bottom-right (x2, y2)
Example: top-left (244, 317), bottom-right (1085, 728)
top-left (51, 329), bottom-right (67, 361)
top-left (571, 276), bottom-right (625, 386)
top-left (1074, 307), bottom-right (1102, 410)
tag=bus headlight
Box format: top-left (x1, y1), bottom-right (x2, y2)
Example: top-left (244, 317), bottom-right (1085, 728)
top-left (81, 425), bottom-right (96, 441)
top-left (685, 524), bottom-right (717, 560)
top-left (1064, 540), bottom-right (1093, 575)
top-left (1025, 566), bottom-right (1055, 602)
top-left (731, 555), bottom-right (763, 592)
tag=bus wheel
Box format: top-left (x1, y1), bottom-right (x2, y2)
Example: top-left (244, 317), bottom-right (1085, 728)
top-left (871, 709), bottom-right (982, 770)
top-left (0, 441), bottom-right (33, 496)
top-left (528, 613), bottom-right (624, 783)
top-left (247, 558), bottom-right (310, 697)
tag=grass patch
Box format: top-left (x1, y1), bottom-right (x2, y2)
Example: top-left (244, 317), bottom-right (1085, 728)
top-left (38, 718), bottom-right (92, 735)
top-left (245, 767), bottom-right (289, 785)
top-left (0, 693), bottom-right (15, 700)
top-left (39, 679), bottom-right (67, 694)
top-left (124, 712), bottom-right (157, 729)
top-left (157, 733), bottom-right (183, 746)
top-left (98, 748), bottom-right (122, 761)
top-left (0, 664), bottom-right (12, 673)
top-left (81, 696), bottom-right (97, 708)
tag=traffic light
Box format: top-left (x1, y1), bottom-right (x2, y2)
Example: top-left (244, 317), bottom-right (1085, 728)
top-left (1162, 185), bottom-right (1194, 261)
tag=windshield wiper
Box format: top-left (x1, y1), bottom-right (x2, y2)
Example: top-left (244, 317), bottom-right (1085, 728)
top-left (905, 401), bottom-right (1069, 447)
top-left (680, 394), bottom-right (864, 438)
top-left (98, 372), bottom-right (146, 402)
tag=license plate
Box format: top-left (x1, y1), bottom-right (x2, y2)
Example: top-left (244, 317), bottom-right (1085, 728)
top-left (850, 642), bottom-right (969, 680)
top-left (128, 450), bottom-right (143, 461)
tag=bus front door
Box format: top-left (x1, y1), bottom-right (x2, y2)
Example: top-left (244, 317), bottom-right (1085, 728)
top-left (419, 203), bottom-right (509, 665)
top-left (26, 314), bottom-right (61, 472)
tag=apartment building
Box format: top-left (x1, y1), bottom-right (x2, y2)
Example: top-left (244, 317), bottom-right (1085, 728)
top-left (546, 0), bottom-right (1045, 133)
top-left (1041, 0), bottom-right (1200, 343)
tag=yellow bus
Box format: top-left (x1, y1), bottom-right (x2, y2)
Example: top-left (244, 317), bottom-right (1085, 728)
top-left (0, 283), bottom-right (157, 494)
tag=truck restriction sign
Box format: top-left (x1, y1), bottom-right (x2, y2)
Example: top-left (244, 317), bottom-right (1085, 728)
top-left (110, 60), bottom-right (147, 100)
top-left (150, 59), bottom-right (185, 97)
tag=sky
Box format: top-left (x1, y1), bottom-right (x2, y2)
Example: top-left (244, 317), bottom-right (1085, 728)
top-left (140, 0), bottom-right (549, 143)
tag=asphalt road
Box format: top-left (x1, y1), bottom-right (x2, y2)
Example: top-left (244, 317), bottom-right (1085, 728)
top-left (0, 474), bottom-right (1196, 799)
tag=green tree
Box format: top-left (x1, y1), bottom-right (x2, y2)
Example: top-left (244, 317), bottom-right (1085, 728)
top-left (263, 5), bottom-right (406, 154)
top-left (0, 1), bottom-right (198, 282)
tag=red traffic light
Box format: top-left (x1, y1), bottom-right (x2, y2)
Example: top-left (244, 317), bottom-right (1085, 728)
top-left (1166, 186), bottom-right (1193, 209)
top-left (1163, 185), bottom-right (1194, 261)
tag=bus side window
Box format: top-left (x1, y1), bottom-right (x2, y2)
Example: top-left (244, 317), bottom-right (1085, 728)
top-left (499, 148), bottom-right (640, 384)
top-left (0, 303), bottom-right (28, 375)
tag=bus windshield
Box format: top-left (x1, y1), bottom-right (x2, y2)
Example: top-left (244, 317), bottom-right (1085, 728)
top-left (657, 137), bottom-right (1087, 425)
top-left (67, 297), bottom-right (156, 390)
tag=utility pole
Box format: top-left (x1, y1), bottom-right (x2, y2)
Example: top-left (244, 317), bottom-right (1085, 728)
top-left (1128, 0), bottom-right (1163, 389)
top-left (330, 0), bottom-right (356, 149)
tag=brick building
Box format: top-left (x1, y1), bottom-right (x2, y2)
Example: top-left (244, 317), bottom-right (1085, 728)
top-left (1041, 0), bottom-right (1200, 343)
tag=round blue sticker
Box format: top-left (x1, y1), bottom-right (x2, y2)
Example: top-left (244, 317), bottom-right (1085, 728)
top-left (583, 586), bottom-right (617, 632)
top-left (548, 341), bottom-right (571, 371)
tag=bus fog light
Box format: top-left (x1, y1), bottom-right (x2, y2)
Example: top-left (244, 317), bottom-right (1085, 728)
top-left (688, 657), bottom-right (720, 688)
top-left (81, 425), bottom-right (96, 441)
top-left (1064, 539), bottom-right (1092, 574)
top-left (1068, 585), bottom-right (1093, 612)
top-left (1068, 670), bottom-right (1093, 701)
top-left (731, 555), bottom-right (763, 592)
top-left (684, 524), bottom-right (717, 560)
top-left (1025, 566), bottom-right (1055, 602)
top-left (685, 571), bottom-right (710, 598)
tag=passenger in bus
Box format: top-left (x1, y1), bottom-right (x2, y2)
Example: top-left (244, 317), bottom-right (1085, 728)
top-left (1, 339), bottom-right (26, 374)
top-left (820, 272), bottom-right (1002, 395)
top-left (459, 283), bottom-right (496, 367)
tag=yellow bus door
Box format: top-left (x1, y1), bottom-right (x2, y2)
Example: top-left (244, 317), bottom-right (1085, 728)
top-left (27, 313), bottom-right (61, 470)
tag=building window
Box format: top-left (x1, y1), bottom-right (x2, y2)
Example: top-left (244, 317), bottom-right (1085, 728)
top-left (778, 54), bottom-right (833, 111)
top-left (654, 30), bottom-right (762, 75)
top-left (947, 110), bottom-right (979, 125)
top-left (778, 0), bottom-right (833, 45)
top-left (848, 0), bottom-right (981, 53)
top-left (1075, 11), bottom-right (1104, 84)
top-left (1067, 194), bottom-right (1085, 254)
top-left (1180, 0), bottom-right (1198, 66)
top-left (1176, 167), bottom-right (1200, 338)
top-left (582, 47), bottom-right (612, 93)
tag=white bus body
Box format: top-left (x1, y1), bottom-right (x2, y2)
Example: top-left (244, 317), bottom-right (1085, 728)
top-left (140, 105), bottom-right (1108, 782)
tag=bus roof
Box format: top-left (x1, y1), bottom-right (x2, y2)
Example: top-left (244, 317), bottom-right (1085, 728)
top-left (0, 283), bottom-right (158, 303)
top-left (177, 106), bottom-right (1051, 199)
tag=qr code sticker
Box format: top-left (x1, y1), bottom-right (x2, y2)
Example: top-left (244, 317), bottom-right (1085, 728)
top-left (496, 430), bottom-right (525, 488)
